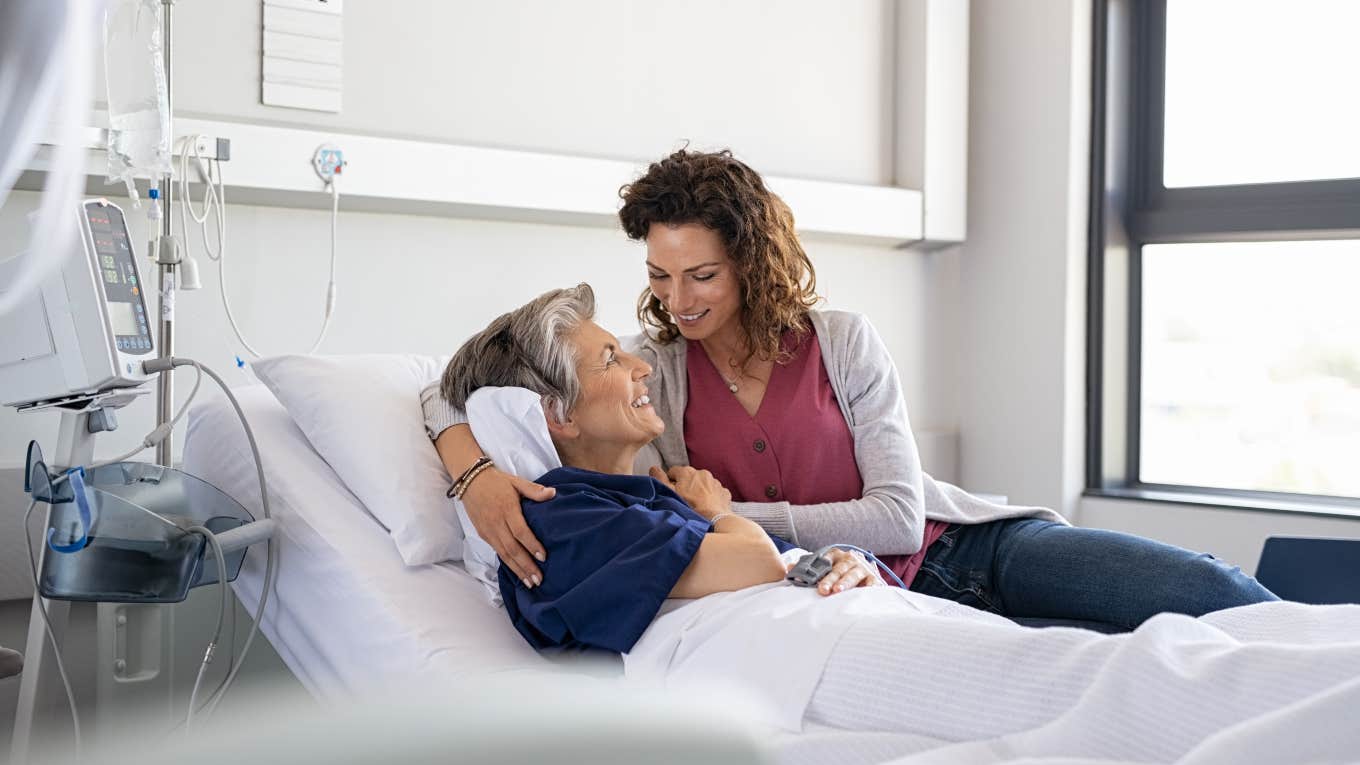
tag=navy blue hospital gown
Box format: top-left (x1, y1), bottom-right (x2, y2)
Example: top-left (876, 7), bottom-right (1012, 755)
top-left (497, 466), bottom-right (794, 654)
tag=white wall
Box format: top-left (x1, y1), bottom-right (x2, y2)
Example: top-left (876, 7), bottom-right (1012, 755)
top-left (947, 0), bottom-right (1090, 513)
top-left (170, 0), bottom-right (897, 185)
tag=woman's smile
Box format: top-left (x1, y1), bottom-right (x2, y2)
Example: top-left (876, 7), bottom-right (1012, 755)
top-left (672, 308), bottom-right (711, 326)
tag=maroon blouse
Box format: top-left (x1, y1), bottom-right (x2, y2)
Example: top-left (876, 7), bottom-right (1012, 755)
top-left (682, 328), bottom-right (946, 586)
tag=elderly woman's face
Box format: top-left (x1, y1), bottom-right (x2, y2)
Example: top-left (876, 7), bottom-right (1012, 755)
top-left (564, 320), bottom-right (664, 447)
top-left (645, 223), bottom-right (742, 343)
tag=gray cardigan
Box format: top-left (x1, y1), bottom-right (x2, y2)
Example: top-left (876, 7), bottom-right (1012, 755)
top-left (421, 309), bottom-right (1065, 555)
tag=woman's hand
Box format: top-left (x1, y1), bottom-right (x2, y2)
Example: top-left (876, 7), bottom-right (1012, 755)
top-left (461, 468), bottom-right (555, 588)
top-left (649, 465), bottom-right (731, 520)
top-left (804, 549), bottom-right (883, 596)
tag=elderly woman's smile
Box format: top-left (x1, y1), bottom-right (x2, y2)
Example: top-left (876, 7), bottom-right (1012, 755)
top-left (557, 319), bottom-right (666, 456)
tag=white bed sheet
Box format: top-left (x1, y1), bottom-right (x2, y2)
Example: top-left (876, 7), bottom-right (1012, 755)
top-left (183, 386), bottom-right (548, 699)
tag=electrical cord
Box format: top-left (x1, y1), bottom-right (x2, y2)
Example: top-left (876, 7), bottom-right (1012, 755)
top-left (23, 499), bottom-right (83, 760)
top-left (177, 137), bottom-right (224, 262)
top-left (792, 544), bottom-right (909, 590)
top-left (143, 357), bottom-right (278, 721)
top-left (183, 524), bottom-right (229, 732)
top-left (46, 364), bottom-right (202, 491)
top-left (177, 135), bottom-right (339, 357)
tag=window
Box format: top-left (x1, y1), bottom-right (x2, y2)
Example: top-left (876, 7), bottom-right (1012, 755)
top-left (1088, 0), bottom-right (1360, 510)
top-left (1162, 1), bottom-right (1360, 187)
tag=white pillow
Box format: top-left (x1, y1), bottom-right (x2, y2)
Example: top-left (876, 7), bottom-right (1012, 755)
top-left (459, 387), bottom-right (563, 605)
top-left (252, 354), bottom-right (460, 566)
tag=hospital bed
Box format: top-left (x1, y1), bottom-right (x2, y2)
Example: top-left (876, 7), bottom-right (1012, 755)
top-left (183, 376), bottom-right (1360, 765)
top-left (182, 384), bottom-right (949, 764)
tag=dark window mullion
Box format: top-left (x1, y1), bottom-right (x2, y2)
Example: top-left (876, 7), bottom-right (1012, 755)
top-left (1085, 0), bottom-right (1109, 489)
top-left (1135, 205), bottom-right (1360, 244)
top-left (1132, 0), bottom-right (1167, 210)
top-left (1126, 242), bottom-right (1143, 486)
top-left (1124, 0), bottom-right (1161, 488)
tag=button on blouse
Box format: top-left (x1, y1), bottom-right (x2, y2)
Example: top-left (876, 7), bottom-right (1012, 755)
top-left (683, 329), bottom-right (862, 508)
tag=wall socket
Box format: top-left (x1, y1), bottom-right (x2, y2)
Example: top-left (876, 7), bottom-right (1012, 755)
top-left (174, 135), bottom-right (231, 162)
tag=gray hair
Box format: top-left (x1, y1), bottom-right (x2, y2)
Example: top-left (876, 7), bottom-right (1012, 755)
top-left (441, 283), bottom-right (597, 421)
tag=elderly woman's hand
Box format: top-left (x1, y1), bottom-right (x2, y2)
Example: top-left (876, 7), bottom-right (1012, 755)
top-left (462, 467), bottom-right (555, 588)
top-left (650, 465), bottom-right (731, 520)
top-left (805, 549), bottom-right (883, 596)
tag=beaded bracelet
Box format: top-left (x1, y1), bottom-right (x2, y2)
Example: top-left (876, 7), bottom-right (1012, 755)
top-left (453, 460), bottom-right (495, 499)
top-left (447, 455), bottom-right (494, 499)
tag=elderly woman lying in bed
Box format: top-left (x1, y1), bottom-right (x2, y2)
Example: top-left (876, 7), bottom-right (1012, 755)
top-left (442, 284), bottom-right (868, 655)
top-left (438, 284), bottom-right (1360, 754)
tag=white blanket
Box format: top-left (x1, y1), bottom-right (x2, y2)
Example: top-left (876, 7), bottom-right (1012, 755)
top-left (627, 585), bottom-right (1360, 763)
top-left (626, 573), bottom-right (1016, 731)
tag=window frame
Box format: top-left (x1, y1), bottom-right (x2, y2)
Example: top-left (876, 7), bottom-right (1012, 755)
top-left (1086, 0), bottom-right (1360, 513)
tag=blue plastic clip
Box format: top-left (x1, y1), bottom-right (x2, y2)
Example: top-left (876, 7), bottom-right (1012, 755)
top-left (47, 467), bottom-right (94, 554)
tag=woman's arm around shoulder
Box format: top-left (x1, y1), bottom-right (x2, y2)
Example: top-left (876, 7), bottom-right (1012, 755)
top-left (421, 381), bottom-right (553, 585)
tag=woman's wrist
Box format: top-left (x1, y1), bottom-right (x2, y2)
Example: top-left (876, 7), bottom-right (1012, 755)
top-left (449, 456), bottom-right (495, 499)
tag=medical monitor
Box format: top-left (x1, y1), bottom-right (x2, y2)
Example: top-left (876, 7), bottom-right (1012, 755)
top-left (0, 199), bottom-right (156, 408)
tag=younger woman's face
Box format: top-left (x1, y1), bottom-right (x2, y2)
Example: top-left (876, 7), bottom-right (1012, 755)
top-left (644, 223), bottom-right (743, 343)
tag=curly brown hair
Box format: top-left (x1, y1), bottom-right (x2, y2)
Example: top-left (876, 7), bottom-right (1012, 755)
top-left (618, 148), bottom-right (819, 364)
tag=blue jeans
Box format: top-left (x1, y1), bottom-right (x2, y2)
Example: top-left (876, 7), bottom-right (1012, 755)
top-left (907, 519), bottom-right (1279, 632)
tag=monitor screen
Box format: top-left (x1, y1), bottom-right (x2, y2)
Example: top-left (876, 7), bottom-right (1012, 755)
top-left (108, 301), bottom-right (139, 336)
top-left (85, 202), bottom-right (152, 353)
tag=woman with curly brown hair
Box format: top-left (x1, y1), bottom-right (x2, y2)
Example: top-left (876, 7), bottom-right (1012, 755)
top-left (423, 148), bottom-right (1275, 632)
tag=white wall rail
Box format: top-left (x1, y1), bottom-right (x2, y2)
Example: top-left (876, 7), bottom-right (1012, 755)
top-left (896, 0), bottom-right (970, 247)
top-left (20, 119), bottom-right (925, 247)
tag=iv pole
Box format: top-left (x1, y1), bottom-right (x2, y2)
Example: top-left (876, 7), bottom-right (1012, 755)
top-left (155, 0), bottom-right (176, 467)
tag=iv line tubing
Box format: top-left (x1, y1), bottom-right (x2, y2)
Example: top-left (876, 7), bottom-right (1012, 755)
top-left (184, 524), bottom-right (228, 732)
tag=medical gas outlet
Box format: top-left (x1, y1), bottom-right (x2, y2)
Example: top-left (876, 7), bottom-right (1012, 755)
top-left (313, 144), bottom-right (346, 184)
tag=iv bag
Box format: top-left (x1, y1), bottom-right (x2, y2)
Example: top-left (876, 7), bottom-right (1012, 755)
top-left (104, 0), bottom-right (170, 202)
